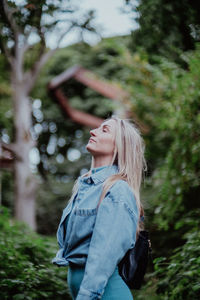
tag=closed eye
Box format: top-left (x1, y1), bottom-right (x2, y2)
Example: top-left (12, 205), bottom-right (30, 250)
top-left (102, 125), bottom-right (110, 132)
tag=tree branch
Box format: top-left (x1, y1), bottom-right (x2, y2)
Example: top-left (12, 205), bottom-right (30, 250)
top-left (56, 23), bottom-right (74, 47)
top-left (2, 0), bottom-right (20, 52)
top-left (20, 27), bottom-right (35, 58)
top-left (0, 35), bottom-right (13, 66)
top-left (1, 142), bottom-right (16, 154)
top-left (24, 24), bottom-right (74, 93)
top-left (25, 48), bottom-right (56, 93)
top-left (21, 41), bottom-right (32, 57)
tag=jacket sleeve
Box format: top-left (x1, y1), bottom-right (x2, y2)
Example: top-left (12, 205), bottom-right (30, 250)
top-left (76, 182), bottom-right (139, 300)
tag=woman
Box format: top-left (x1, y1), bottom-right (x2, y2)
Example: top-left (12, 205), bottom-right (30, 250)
top-left (52, 116), bottom-right (147, 300)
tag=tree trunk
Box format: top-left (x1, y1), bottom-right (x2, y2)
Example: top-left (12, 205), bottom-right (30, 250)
top-left (12, 76), bottom-right (37, 230)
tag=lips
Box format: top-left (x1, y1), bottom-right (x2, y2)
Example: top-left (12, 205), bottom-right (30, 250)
top-left (89, 138), bottom-right (96, 143)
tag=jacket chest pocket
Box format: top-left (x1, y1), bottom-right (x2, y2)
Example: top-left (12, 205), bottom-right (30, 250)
top-left (68, 208), bottom-right (98, 244)
top-left (74, 207), bottom-right (98, 216)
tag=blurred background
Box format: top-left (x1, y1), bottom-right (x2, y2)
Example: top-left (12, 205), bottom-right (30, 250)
top-left (0, 0), bottom-right (200, 299)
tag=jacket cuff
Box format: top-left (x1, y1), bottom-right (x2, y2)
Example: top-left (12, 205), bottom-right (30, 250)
top-left (76, 287), bottom-right (102, 300)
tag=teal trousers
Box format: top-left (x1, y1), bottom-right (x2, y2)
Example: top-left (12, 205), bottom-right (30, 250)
top-left (67, 264), bottom-right (133, 300)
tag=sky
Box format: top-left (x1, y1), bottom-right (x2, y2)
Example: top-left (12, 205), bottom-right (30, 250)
top-left (49, 0), bottom-right (138, 48)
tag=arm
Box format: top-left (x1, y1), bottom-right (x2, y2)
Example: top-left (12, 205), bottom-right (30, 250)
top-left (76, 183), bottom-right (139, 300)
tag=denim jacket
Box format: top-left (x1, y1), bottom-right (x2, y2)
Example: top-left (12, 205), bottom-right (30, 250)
top-left (52, 165), bottom-right (139, 299)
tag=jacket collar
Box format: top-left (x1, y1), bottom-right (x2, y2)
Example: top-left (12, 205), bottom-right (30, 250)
top-left (80, 165), bottom-right (119, 185)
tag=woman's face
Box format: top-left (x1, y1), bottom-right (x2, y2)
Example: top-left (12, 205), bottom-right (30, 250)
top-left (86, 119), bottom-right (116, 158)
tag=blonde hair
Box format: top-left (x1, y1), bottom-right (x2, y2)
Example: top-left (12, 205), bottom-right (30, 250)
top-left (98, 117), bottom-right (146, 216)
top-left (70, 116), bottom-right (147, 230)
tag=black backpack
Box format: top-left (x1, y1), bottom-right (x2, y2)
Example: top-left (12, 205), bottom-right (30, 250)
top-left (118, 230), bottom-right (152, 290)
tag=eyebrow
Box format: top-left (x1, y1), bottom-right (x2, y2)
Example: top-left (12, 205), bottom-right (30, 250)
top-left (102, 124), bottom-right (110, 129)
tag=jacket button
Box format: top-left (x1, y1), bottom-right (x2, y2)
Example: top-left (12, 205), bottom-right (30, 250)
top-left (87, 178), bottom-right (92, 184)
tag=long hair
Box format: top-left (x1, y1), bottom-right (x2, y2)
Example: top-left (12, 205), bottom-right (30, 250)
top-left (69, 116), bottom-right (147, 230)
top-left (98, 117), bottom-right (147, 220)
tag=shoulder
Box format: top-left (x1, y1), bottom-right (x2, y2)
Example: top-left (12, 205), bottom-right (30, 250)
top-left (108, 180), bottom-right (134, 200)
top-left (106, 180), bottom-right (139, 219)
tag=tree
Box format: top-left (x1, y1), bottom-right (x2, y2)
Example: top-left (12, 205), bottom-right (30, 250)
top-left (125, 0), bottom-right (200, 62)
top-left (0, 0), bottom-right (96, 229)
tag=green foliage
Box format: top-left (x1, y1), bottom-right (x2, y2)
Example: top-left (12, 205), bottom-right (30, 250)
top-left (0, 13), bottom-right (199, 296)
top-left (0, 0), bottom-right (199, 297)
top-left (0, 206), bottom-right (71, 300)
top-left (153, 228), bottom-right (200, 299)
top-left (108, 45), bottom-right (200, 233)
top-left (148, 48), bottom-right (200, 230)
top-left (126, 0), bottom-right (200, 63)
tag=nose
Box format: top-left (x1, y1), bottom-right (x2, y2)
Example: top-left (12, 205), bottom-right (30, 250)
top-left (90, 129), bottom-right (96, 136)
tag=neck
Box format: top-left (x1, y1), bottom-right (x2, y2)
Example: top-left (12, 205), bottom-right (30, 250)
top-left (92, 156), bottom-right (113, 168)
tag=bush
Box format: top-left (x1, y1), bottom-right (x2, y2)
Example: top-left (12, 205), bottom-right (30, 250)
top-left (0, 206), bottom-right (71, 300)
top-left (153, 227), bottom-right (200, 300)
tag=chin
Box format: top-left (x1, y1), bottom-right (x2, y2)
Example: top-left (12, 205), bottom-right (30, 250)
top-left (86, 143), bottom-right (96, 155)
top-left (86, 143), bottom-right (92, 152)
